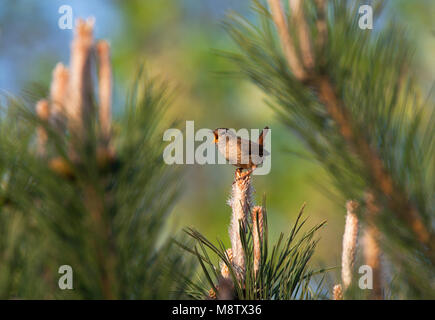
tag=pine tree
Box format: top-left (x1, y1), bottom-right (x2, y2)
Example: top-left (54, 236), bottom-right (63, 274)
top-left (224, 0), bottom-right (435, 298)
top-left (1, 1), bottom-right (433, 301)
top-left (0, 18), bottom-right (193, 299)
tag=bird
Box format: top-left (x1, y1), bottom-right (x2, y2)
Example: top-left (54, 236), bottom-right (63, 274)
top-left (213, 126), bottom-right (269, 178)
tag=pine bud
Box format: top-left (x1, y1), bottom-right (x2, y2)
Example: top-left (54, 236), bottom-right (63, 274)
top-left (50, 63), bottom-right (69, 131)
top-left (67, 17), bottom-right (95, 140)
top-left (96, 40), bottom-right (112, 145)
top-left (363, 192), bottom-right (382, 299)
top-left (251, 206), bottom-right (264, 275)
top-left (220, 248), bottom-right (233, 279)
top-left (333, 284), bottom-right (343, 300)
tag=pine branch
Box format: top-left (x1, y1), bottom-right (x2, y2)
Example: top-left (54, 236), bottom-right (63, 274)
top-left (267, 0), bottom-right (433, 262)
top-left (224, 0), bottom-right (435, 297)
top-left (313, 75), bottom-right (433, 261)
top-left (179, 169), bottom-right (328, 300)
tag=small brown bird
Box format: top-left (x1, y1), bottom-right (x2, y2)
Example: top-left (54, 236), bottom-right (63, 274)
top-left (213, 127), bottom-right (269, 177)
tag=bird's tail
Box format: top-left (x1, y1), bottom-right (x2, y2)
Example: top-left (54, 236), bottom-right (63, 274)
top-left (258, 126), bottom-right (269, 146)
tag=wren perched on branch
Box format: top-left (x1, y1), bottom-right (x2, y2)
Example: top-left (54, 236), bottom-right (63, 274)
top-left (213, 127), bottom-right (269, 178)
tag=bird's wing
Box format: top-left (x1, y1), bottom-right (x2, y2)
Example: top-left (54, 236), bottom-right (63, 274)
top-left (237, 137), bottom-right (269, 157)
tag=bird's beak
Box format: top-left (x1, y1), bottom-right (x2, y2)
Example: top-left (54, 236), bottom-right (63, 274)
top-left (213, 129), bottom-right (219, 143)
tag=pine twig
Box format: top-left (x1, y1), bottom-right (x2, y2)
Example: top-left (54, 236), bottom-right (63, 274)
top-left (220, 248), bottom-right (233, 279)
top-left (341, 200), bottom-right (359, 289)
top-left (314, 75), bottom-right (433, 262)
top-left (67, 17), bottom-right (95, 141)
top-left (251, 206), bottom-right (264, 276)
top-left (84, 185), bottom-right (117, 300)
top-left (332, 284), bottom-right (343, 300)
top-left (47, 18), bottom-right (117, 298)
top-left (289, 0), bottom-right (315, 70)
top-left (363, 192), bottom-right (383, 300)
top-left (267, 1), bottom-right (435, 265)
top-left (49, 63), bottom-right (69, 132)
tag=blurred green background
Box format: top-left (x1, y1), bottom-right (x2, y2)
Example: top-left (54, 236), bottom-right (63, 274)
top-left (0, 0), bottom-right (433, 269)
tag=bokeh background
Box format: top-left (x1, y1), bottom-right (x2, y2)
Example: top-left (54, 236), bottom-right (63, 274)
top-left (0, 0), bottom-right (434, 269)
